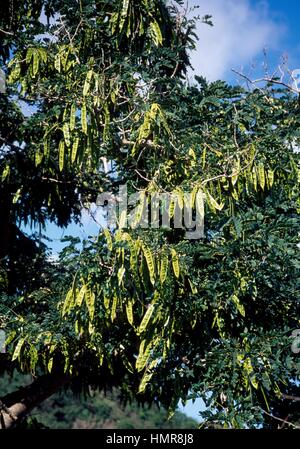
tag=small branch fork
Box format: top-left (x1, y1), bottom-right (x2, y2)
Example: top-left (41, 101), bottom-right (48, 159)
top-left (232, 68), bottom-right (300, 95)
top-left (261, 408), bottom-right (300, 429)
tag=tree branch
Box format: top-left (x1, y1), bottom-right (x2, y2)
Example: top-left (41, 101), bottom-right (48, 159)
top-left (0, 29), bottom-right (14, 36)
top-left (232, 68), bottom-right (300, 95)
top-left (0, 373), bottom-right (69, 429)
top-left (281, 393), bottom-right (300, 402)
top-left (261, 408), bottom-right (300, 429)
top-left (0, 137), bottom-right (26, 155)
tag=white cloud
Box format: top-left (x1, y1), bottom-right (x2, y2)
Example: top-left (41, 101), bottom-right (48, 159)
top-left (188, 0), bottom-right (285, 81)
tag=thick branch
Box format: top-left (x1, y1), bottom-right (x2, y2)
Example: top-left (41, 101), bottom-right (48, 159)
top-left (0, 373), bottom-right (69, 429)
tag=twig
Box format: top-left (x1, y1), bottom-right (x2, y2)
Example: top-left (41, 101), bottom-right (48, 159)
top-left (171, 61), bottom-right (180, 79)
top-left (281, 393), bottom-right (300, 402)
top-left (121, 138), bottom-right (163, 152)
top-left (232, 69), bottom-right (266, 95)
top-left (280, 414), bottom-right (291, 429)
top-left (134, 169), bottom-right (151, 182)
top-left (115, 107), bottom-right (136, 124)
top-left (58, 18), bottom-right (82, 64)
top-left (232, 68), bottom-right (300, 95)
top-left (41, 177), bottom-right (73, 184)
top-left (0, 29), bottom-right (13, 36)
top-left (201, 145), bottom-right (258, 186)
top-left (261, 408), bottom-right (300, 429)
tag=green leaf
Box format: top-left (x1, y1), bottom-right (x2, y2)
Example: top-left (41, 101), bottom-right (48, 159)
top-left (150, 19), bottom-right (163, 46)
top-left (111, 294), bottom-right (118, 322)
top-left (200, 96), bottom-right (220, 107)
top-left (250, 375), bottom-right (259, 390)
top-left (63, 122), bottom-right (71, 147)
top-left (48, 357), bottom-right (54, 373)
top-left (70, 102), bottom-right (76, 131)
top-left (119, 0), bottom-right (130, 32)
top-left (136, 339), bottom-right (151, 371)
top-left (169, 198), bottom-right (175, 219)
top-left (261, 386), bottom-right (270, 411)
top-left (29, 345), bottom-right (38, 371)
top-left (170, 248), bottom-right (180, 278)
top-left (35, 150), bottom-right (43, 166)
top-left (12, 337), bottom-right (25, 361)
top-left (138, 304), bottom-right (155, 335)
top-left (232, 216), bottom-right (242, 238)
top-left (32, 50), bottom-right (39, 76)
top-left (190, 185), bottom-right (198, 209)
top-left (76, 285), bottom-right (86, 307)
top-left (202, 147), bottom-right (206, 169)
top-left (231, 158), bottom-right (240, 186)
top-left (257, 163), bottom-right (265, 190)
top-left (122, 355), bottom-right (134, 373)
top-left (83, 70), bottom-right (93, 96)
top-left (110, 11), bottom-right (119, 34)
top-left (205, 190), bottom-right (224, 211)
top-left (85, 288), bottom-right (95, 320)
top-left (132, 103), bottom-right (159, 155)
top-left (138, 359), bottom-right (159, 393)
top-left (103, 228), bottom-right (113, 251)
top-left (38, 47), bottom-right (48, 63)
top-left (2, 164), bottom-right (10, 182)
top-left (26, 48), bottom-right (33, 64)
top-left (142, 244), bottom-right (155, 285)
top-left (267, 169), bottom-right (274, 188)
top-left (63, 289), bottom-right (75, 316)
top-left (103, 294), bottom-right (110, 310)
top-left (12, 188), bottom-right (22, 204)
top-left (188, 278), bottom-right (198, 294)
top-left (126, 301), bottom-right (134, 326)
top-left (118, 265), bottom-right (126, 286)
top-left (231, 187), bottom-right (239, 201)
top-left (160, 254), bottom-right (168, 284)
top-left (71, 137), bottom-right (79, 163)
top-left (81, 102), bottom-right (87, 134)
top-left (43, 137), bottom-right (50, 158)
top-left (59, 140), bottom-right (65, 171)
top-left (231, 294), bottom-right (245, 317)
top-left (252, 168), bottom-right (257, 191)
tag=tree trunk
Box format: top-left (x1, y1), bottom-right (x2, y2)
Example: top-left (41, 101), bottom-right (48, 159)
top-left (0, 373), bottom-right (69, 429)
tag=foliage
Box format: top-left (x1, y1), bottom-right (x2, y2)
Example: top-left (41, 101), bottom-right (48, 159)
top-left (0, 0), bottom-right (300, 429)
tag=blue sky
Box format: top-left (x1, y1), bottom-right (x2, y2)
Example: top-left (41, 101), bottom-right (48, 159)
top-left (190, 0), bottom-right (300, 83)
top-left (23, 0), bottom-right (299, 422)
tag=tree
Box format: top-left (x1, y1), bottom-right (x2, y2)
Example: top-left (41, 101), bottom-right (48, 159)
top-left (0, 0), bottom-right (299, 429)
